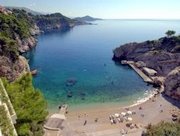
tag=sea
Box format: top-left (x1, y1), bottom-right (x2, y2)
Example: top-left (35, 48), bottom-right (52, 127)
top-left (26, 20), bottom-right (180, 111)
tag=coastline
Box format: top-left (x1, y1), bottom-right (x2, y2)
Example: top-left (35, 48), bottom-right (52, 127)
top-left (59, 89), bottom-right (178, 136)
top-left (47, 60), bottom-right (161, 114)
top-left (44, 62), bottom-right (178, 136)
top-left (46, 87), bottom-right (155, 114)
top-left (126, 88), bottom-right (158, 108)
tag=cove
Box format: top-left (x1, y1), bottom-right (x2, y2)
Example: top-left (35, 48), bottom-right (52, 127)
top-left (26, 20), bottom-right (180, 110)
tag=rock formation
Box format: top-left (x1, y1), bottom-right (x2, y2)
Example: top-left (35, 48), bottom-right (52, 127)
top-left (0, 6), bottom-right (87, 81)
top-left (113, 36), bottom-right (180, 100)
top-left (0, 56), bottom-right (29, 81)
top-left (164, 67), bottom-right (180, 100)
top-left (32, 13), bottom-right (89, 32)
top-left (0, 7), bottom-right (37, 80)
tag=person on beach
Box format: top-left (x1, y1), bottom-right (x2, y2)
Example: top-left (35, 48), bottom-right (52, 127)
top-left (84, 120), bottom-right (87, 126)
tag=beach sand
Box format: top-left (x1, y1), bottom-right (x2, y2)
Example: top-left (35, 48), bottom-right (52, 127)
top-left (56, 93), bottom-right (180, 136)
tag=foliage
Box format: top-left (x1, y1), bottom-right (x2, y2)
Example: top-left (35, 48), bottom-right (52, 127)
top-left (0, 12), bottom-right (31, 39)
top-left (165, 30), bottom-right (176, 37)
top-left (32, 13), bottom-right (73, 31)
top-left (0, 33), bottom-right (19, 61)
top-left (3, 73), bottom-right (48, 136)
top-left (0, 10), bottom-right (34, 61)
top-left (0, 79), bottom-right (14, 115)
top-left (144, 121), bottom-right (180, 136)
top-left (0, 105), bottom-right (14, 136)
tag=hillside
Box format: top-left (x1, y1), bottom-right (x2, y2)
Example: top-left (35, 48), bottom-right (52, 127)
top-left (0, 6), bottom-right (48, 136)
top-left (32, 13), bottom-right (79, 32)
top-left (74, 15), bottom-right (102, 22)
top-left (113, 33), bottom-right (180, 100)
top-left (0, 8), bottom-right (39, 81)
top-left (6, 6), bottom-right (43, 15)
top-left (0, 6), bottom-right (88, 81)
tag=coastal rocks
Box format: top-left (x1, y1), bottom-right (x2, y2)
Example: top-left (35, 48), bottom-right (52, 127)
top-left (113, 36), bottom-right (180, 100)
top-left (33, 13), bottom-right (92, 32)
top-left (34, 13), bottom-right (72, 32)
top-left (29, 24), bottom-right (41, 36)
top-left (164, 67), bottom-right (180, 100)
top-left (16, 33), bottom-right (38, 53)
top-left (31, 69), bottom-right (38, 76)
top-left (0, 56), bottom-right (29, 81)
top-left (67, 91), bottom-right (73, 98)
top-left (0, 6), bottom-right (86, 82)
top-left (65, 78), bottom-right (77, 87)
top-left (113, 42), bottom-right (138, 61)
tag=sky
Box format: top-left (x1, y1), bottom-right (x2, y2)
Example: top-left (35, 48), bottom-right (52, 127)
top-left (1, 0), bottom-right (180, 19)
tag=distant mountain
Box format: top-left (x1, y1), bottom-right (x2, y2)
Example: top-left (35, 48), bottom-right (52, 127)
top-left (5, 6), bottom-right (91, 32)
top-left (6, 6), bottom-right (44, 15)
top-left (32, 13), bottom-right (76, 32)
top-left (74, 15), bottom-right (102, 22)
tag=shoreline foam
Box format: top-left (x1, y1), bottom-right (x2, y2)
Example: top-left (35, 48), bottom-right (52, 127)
top-left (47, 87), bottom-right (158, 115)
top-left (127, 88), bottom-right (158, 108)
top-left (62, 87), bottom-right (178, 136)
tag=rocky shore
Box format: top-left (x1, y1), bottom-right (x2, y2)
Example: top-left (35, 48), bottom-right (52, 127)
top-left (0, 7), bottom-right (40, 81)
top-left (113, 35), bottom-right (180, 100)
top-left (0, 6), bottom-right (89, 81)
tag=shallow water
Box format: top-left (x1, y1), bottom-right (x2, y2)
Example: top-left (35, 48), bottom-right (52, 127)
top-left (27, 20), bottom-right (180, 110)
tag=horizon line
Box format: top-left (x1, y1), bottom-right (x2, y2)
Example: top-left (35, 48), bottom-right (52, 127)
top-left (3, 5), bottom-right (180, 20)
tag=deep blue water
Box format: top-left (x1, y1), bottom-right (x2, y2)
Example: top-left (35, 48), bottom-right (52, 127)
top-left (27, 20), bottom-right (180, 109)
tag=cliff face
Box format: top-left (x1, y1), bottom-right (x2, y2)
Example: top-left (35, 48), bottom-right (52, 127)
top-left (164, 67), bottom-right (180, 100)
top-left (32, 13), bottom-right (86, 32)
top-left (0, 8), bottom-right (38, 81)
top-left (0, 7), bottom-right (87, 81)
top-left (0, 56), bottom-right (29, 81)
top-left (33, 13), bottom-right (72, 32)
top-left (113, 36), bottom-right (180, 100)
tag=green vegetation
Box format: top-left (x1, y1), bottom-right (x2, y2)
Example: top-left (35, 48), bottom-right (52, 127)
top-left (33, 13), bottom-right (73, 31)
top-left (165, 30), bottom-right (176, 38)
top-left (2, 73), bottom-right (48, 136)
top-left (0, 10), bottom-right (31, 39)
top-left (0, 10), bottom-right (33, 61)
top-left (0, 105), bottom-right (14, 136)
top-left (0, 80), bottom-right (14, 115)
top-left (144, 121), bottom-right (180, 136)
top-left (0, 33), bottom-right (19, 61)
top-left (0, 9), bottom-right (48, 135)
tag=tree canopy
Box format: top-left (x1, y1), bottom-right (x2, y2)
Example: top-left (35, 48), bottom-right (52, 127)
top-left (165, 30), bottom-right (176, 37)
top-left (0, 10), bottom-right (33, 61)
top-left (144, 121), bottom-right (180, 136)
top-left (2, 73), bottom-right (48, 136)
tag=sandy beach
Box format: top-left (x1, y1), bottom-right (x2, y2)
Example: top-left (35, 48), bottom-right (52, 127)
top-left (46, 91), bottom-right (178, 136)
top-left (44, 63), bottom-right (180, 136)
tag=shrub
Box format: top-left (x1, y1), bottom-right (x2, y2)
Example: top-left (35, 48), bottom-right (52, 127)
top-left (3, 73), bottom-right (48, 136)
top-left (0, 106), bottom-right (14, 136)
top-left (144, 121), bottom-right (180, 136)
top-left (165, 30), bottom-right (176, 38)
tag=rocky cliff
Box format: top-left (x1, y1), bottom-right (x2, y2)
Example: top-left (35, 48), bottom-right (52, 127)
top-left (0, 7), bottom-right (38, 81)
top-left (0, 6), bottom-right (89, 81)
top-left (32, 13), bottom-right (88, 32)
top-left (113, 36), bottom-right (180, 100)
top-left (32, 13), bottom-right (73, 32)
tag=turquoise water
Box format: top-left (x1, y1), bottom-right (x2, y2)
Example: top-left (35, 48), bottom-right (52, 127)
top-left (27, 20), bottom-right (180, 110)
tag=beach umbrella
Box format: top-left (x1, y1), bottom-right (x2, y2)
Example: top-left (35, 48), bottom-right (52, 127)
top-left (121, 112), bottom-right (126, 116)
top-left (115, 113), bottom-right (120, 117)
top-left (127, 117), bottom-right (133, 121)
top-left (127, 111), bottom-right (132, 115)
